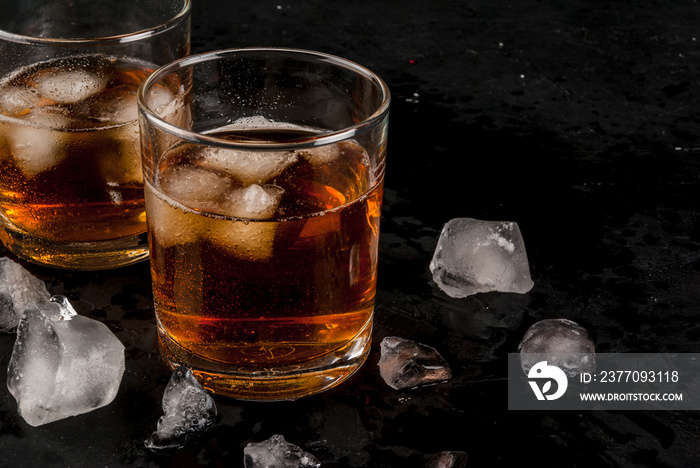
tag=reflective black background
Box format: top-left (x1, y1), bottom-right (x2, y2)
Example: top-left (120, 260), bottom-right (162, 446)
top-left (2, 1), bottom-right (700, 466)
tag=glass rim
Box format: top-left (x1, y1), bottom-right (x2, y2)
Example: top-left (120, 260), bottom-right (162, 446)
top-left (0, 0), bottom-right (191, 46)
top-left (137, 47), bottom-right (391, 151)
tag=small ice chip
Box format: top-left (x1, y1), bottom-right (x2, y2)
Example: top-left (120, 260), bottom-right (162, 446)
top-left (430, 217), bottom-right (534, 298)
top-left (199, 147), bottom-right (298, 185)
top-left (145, 366), bottom-right (217, 450)
top-left (518, 318), bottom-right (596, 377)
top-left (425, 451), bottom-right (469, 468)
top-left (7, 295), bottom-right (125, 427)
top-left (244, 434), bottom-right (321, 468)
top-left (0, 257), bottom-right (51, 332)
top-left (35, 70), bottom-right (107, 104)
top-left (378, 336), bottom-right (452, 390)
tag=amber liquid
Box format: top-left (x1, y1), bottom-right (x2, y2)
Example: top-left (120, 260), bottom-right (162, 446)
top-left (147, 128), bottom-right (382, 373)
top-left (0, 55), bottom-right (153, 245)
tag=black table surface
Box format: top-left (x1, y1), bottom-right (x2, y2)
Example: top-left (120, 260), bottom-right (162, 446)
top-left (2, 1), bottom-right (700, 466)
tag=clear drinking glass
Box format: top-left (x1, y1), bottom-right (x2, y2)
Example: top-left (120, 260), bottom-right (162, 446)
top-left (0, 0), bottom-right (191, 270)
top-left (138, 48), bottom-right (390, 400)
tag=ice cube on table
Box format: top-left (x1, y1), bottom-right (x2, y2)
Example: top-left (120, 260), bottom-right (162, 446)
top-left (430, 217), bottom-right (534, 298)
top-left (209, 184), bottom-right (285, 261)
top-left (145, 366), bottom-right (217, 451)
top-left (199, 147), bottom-right (298, 185)
top-left (244, 434), bottom-right (321, 468)
top-left (0, 87), bottom-right (42, 116)
top-left (378, 336), bottom-right (452, 390)
top-left (425, 451), bottom-right (469, 468)
top-left (6, 295), bottom-right (125, 427)
top-left (0, 257), bottom-right (51, 332)
top-left (7, 108), bottom-right (71, 178)
top-left (35, 70), bottom-right (107, 104)
top-left (518, 318), bottom-right (596, 377)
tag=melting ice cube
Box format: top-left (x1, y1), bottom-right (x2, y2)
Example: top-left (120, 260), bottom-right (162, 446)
top-left (209, 184), bottom-right (285, 261)
top-left (0, 87), bottom-right (42, 116)
top-left (220, 184), bottom-right (284, 219)
top-left (430, 218), bottom-right (534, 298)
top-left (0, 257), bottom-right (51, 332)
top-left (6, 295), bottom-right (125, 427)
top-left (145, 366), bottom-right (217, 451)
top-left (244, 434), bottom-right (321, 468)
top-left (199, 147), bottom-right (298, 185)
top-left (35, 70), bottom-right (107, 104)
top-left (143, 84), bottom-right (192, 133)
top-left (145, 181), bottom-right (204, 247)
top-left (296, 143), bottom-right (341, 165)
top-left (87, 85), bottom-right (138, 125)
top-left (518, 318), bottom-right (596, 377)
top-left (98, 121), bottom-right (143, 186)
top-left (425, 451), bottom-right (469, 468)
top-left (145, 84), bottom-right (176, 112)
top-left (7, 108), bottom-right (71, 178)
top-left (160, 164), bottom-right (233, 211)
top-left (378, 336), bottom-right (452, 390)
top-left (146, 164), bottom-right (235, 246)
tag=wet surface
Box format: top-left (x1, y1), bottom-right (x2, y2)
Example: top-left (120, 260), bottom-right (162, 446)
top-left (2, 0), bottom-right (700, 466)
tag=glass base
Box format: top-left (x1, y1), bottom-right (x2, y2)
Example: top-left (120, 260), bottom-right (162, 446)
top-left (157, 319), bottom-right (373, 401)
top-left (0, 223), bottom-right (149, 270)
